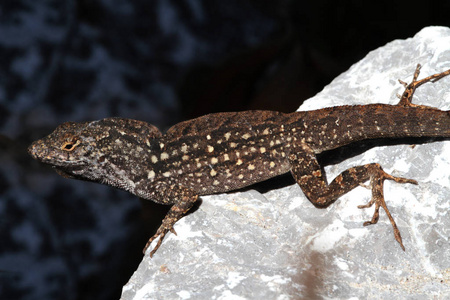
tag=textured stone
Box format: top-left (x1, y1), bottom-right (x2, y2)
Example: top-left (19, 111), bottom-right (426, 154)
top-left (121, 27), bottom-right (450, 299)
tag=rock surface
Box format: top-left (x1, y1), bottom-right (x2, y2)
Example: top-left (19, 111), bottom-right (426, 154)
top-left (121, 27), bottom-right (450, 299)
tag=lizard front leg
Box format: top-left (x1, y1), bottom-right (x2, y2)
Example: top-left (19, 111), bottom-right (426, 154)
top-left (141, 184), bottom-right (198, 257)
top-left (288, 143), bottom-right (417, 250)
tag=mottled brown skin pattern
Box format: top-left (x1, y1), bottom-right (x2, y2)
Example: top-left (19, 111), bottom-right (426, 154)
top-left (29, 65), bottom-right (450, 256)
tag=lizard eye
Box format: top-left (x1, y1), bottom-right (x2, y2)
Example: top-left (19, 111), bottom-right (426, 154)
top-left (61, 137), bottom-right (81, 151)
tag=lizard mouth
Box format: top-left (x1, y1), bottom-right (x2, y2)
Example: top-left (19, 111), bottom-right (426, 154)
top-left (52, 166), bottom-right (86, 179)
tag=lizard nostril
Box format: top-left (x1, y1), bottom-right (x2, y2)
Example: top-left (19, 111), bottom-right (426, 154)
top-left (28, 142), bottom-right (40, 159)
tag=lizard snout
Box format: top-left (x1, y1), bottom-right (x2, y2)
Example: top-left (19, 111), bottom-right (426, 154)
top-left (28, 140), bottom-right (45, 160)
top-left (28, 140), bottom-right (54, 162)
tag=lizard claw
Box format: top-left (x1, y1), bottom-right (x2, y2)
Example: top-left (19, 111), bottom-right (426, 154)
top-left (398, 79), bottom-right (408, 87)
top-left (357, 165), bottom-right (415, 251)
top-left (143, 226), bottom-right (171, 257)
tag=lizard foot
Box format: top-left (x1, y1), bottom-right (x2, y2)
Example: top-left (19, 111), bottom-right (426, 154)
top-left (397, 64), bottom-right (450, 107)
top-left (357, 164), bottom-right (417, 251)
top-left (143, 225), bottom-right (177, 257)
top-left (142, 194), bottom-right (197, 257)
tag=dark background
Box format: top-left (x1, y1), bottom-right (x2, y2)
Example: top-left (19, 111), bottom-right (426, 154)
top-left (1, 1), bottom-right (449, 299)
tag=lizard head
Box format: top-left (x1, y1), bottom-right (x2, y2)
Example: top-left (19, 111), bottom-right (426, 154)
top-left (28, 117), bottom-right (162, 182)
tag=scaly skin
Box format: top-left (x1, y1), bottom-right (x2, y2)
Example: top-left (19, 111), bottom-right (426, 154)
top-left (29, 64), bottom-right (450, 256)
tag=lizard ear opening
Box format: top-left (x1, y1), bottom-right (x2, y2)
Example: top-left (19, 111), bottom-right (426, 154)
top-left (61, 137), bottom-right (81, 151)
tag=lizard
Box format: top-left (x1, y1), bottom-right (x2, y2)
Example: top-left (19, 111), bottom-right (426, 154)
top-left (28, 64), bottom-right (450, 257)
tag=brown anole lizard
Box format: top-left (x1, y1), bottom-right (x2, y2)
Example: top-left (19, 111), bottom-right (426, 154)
top-left (28, 64), bottom-right (450, 257)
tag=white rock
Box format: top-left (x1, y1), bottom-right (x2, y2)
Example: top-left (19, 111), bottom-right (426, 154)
top-left (121, 26), bottom-right (450, 299)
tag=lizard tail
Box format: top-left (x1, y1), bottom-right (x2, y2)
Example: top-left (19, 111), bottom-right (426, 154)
top-left (352, 106), bottom-right (450, 139)
top-left (295, 104), bottom-right (450, 151)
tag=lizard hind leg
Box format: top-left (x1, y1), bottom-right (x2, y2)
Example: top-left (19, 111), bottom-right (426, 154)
top-left (397, 64), bottom-right (450, 107)
top-left (288, 144), bottom-right (417, 250)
